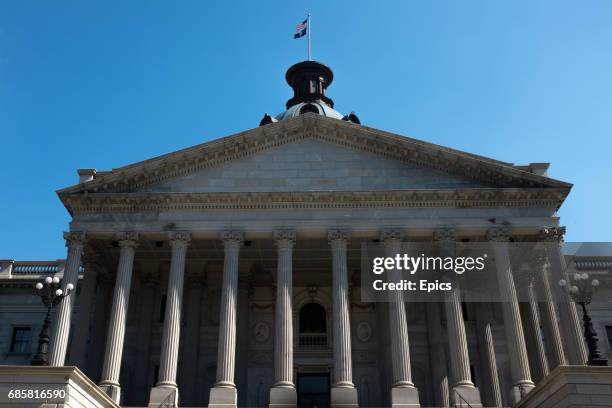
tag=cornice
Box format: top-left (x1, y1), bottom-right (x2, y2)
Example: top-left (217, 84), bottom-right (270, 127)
top-left (57, 115), bottom-right (571, 210)
top-left (61, 188), bottom-right (567, 214)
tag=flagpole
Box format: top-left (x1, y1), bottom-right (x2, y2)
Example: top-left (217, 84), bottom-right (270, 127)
top-left (307, 13), bottom-right (311, 61)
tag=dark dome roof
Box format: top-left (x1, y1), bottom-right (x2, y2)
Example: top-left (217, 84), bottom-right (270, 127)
top-left (259, 60), bottom-right (361, 126)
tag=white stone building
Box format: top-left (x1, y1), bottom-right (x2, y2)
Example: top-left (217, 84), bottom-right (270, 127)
top-left (0, 61), bottom-right (609, 408)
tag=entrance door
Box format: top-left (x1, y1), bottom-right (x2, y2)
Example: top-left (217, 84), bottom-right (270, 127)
top-left (297, 373), bottom-right (330, 408)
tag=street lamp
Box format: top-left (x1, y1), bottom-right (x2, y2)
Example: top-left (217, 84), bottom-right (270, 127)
top-left (559, 272), bottom-right (607, 366)
top-left (30, 276), bottom-right (74, 366)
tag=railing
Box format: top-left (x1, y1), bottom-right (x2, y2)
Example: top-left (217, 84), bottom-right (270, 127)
top-left (298, 333), bottom-right (328, 348)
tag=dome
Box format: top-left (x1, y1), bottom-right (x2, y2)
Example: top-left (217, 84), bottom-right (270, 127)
top-left (259, 60), bottom-right (361, 126)
top-left (275, 100), bottom-right (344, 121)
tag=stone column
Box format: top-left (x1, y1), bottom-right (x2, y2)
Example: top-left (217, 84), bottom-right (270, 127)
top-left (487, 227), bottom-right (534, 404)
top-left (328, 229), bottom-right (359, 408)
top-left (381, 230), bottom-right (420, 408)
top-left (534, 252), bottom-right (566, 369)
top-left (435, 228), bottom-right (482, 407)
top-left (269, 230), bottom-right (297, 407)
top-left (425, 302), bottom-right (449, 407)
top-left (484, 323), bottom-right (503, 407)
top-left (69, 248), bottom-right (101, 368)
top-left (148, 232), bottom-right (190, 408)
top-left (49, 231), bottom-right (86, 366)
top-left (99, 232), bottom-right (139, 404)
top-left (519, 272), bottom-right (549, 383)
top-left (132, 269), bottom-right (159, 406)
top-left (209, 231), bottom-right (243, 408)
top-left (539, 227), bottom-right (587, 365)
top-left (474, 304), bottom-right (503, 408)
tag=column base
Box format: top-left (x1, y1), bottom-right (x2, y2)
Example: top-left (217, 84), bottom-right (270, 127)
top-left (269, 385), bottom-right (297, 408)
top-left (99, 382), bottom-right (121, 404)
top-left (391, 385), bottom-right (420, 407)
top-left (208, 385), bottom-right (237, 408)
top-left (450, 385), bottom-right (482, 407)
top-left (510, 381), bottom-right (535, 405)
top-left (148, 384), bottom-right (178, 407)
top-left (331, 386), bottom-right (359, 407)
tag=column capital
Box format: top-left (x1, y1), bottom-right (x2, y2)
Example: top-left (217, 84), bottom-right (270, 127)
top-left (274, 230), bottom-right (296, 247)
top-left (64, 231), bottom-right (86, 247)
top-left (486, 226), bottom-right (512, 242)
top-left (115, 231), bottom-right (139, 248)
top-left (220, 230), bottom-right (244, 246)
top-left (434, 227), bottom-right (457, 242)
top-left (538, 226), bottom-right (566, 243)
top-left (168, 231), bottom-right (191, 247)
top-left (380, 229), bottom-right (402, 243)
top-left (328, 229), bottom-right (350, 245)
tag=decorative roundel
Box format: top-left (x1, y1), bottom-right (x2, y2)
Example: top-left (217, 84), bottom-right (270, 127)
top-left (253, 321), bottom-right (270, 343)
top-left (356, 321), bottom-right (372, 342)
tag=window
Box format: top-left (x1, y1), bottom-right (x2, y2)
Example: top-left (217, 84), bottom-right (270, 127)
top-left (299, 104), bottom-right (319, 115)
top-left (299, 303), bottom-right (326, 333)
top-left (606, 326), bottom-right (612, 351)
top-left (10, 327), bottom-right (31, 353)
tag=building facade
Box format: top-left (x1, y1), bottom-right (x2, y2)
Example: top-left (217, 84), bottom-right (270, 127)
top-left (0, 61), bottom-right (607, 408)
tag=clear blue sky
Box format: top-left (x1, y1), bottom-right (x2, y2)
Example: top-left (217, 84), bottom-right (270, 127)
top-left (1, 1), bottom-right (611, 259)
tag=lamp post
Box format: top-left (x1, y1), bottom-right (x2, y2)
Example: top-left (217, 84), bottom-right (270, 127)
top-left (30, 276), bottom-right (74, 366)
top-left (559, 272), bottom-right (607, 366)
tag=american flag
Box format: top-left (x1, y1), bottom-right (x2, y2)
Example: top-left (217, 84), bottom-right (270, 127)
top-left (294, 19), bottom-right (308, 39)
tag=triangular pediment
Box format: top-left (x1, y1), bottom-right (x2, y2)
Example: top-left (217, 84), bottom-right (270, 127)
top-left (57, 114), bottom-right (571, 213)
top-left (134, 138), bottom-right (492, 194)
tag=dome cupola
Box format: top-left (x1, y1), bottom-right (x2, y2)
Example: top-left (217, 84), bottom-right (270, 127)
top-left (259, 60), bottom-right (361, 126)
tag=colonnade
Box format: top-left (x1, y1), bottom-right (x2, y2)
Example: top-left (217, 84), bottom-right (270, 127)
top-left (48, 226), bottom-right (585, 407)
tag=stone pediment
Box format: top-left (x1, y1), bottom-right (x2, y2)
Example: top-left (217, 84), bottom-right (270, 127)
top-left (57, 114), bottom-right (571, 213)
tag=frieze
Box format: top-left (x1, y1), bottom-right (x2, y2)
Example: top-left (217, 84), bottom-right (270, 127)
top-left (63, 188), bottom-right (566, 214)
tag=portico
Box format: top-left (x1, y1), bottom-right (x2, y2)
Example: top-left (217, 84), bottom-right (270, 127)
top-left (45, 60), bottom-right (585, 407)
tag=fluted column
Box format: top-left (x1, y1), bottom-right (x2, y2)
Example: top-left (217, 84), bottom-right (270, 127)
top-left (99, 232), bottom-right (139, 403)
top-left (49, 231), bottom-right (86, 366)
top-left (487, 227), bottom-right (534, 404)
top-left (484, 323), bottom-right (503, 407)
top-left (474, 304), bottom-right (503, 408)
top-left (425, 302), bottom-right (449, 407)
top-left (269, 230), bottom-right (297, 407)
top-left (209, 231), bottom-right (243, 408)
top-left (381, 230), bottom-right (420, 408)
top-left (534, 252), bottom-right (566, 368)
top-left (518, 263), bottom-right (549, 383)
top-left (148, 232), bottom-right (190, 408)
top-left (329, 230), bottom-right (359, 408)
top-left (539, 227), bottom-right (587, 365)
top-left (434, 228), bottom-right (482, 406)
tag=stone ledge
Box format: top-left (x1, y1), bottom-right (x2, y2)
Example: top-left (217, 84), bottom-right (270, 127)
top-left (0, 365), bottom-right (119, 408)
top-left (514, 365), bottom-right (612, 408)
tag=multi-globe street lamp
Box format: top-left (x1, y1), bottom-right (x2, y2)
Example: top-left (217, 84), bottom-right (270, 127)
top-left (30, 276), bottom-right (74, 366)
top-left (559, 272), bottom-right (608, 366)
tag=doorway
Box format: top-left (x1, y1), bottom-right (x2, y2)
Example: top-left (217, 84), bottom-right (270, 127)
top-left (297, 372), bottom-right (330, 408)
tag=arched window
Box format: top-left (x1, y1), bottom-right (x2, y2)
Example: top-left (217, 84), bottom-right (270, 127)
top-left (299, 303), bottom-right (326, 333)
top-left (299, 103), bottom-right (319, 115)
